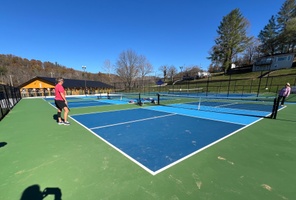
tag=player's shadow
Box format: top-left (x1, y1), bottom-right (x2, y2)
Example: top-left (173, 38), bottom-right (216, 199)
top-left (20, 184), bottom-right (62, 200)
top-left (53, 114), bottom-right (64, 122)
top-left (0, 142), bottom-right (7, 148)
top-left (273, 118), bottom-right (296, 122)
top-left (52, 114), bottom-right (58, 122)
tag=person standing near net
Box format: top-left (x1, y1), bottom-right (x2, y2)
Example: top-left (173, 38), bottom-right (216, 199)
top-left (54, 77), bottom-right (70, 125)
top-left (277, 82), bottom-right (291, 106)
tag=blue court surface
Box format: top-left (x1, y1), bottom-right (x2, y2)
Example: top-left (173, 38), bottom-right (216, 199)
top-left (47, 98), bottom-right (131, 108)
top-left (49, 100), bottom-right (112, 108)
top-left (70, 107), bottom-right (262, 175)
top-left (46, 94), bottom-right (145, 108)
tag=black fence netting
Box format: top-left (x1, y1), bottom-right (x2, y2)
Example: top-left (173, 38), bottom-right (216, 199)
top-left (112, 73), bottom-right (296, 103)
top-left (0, 85), bottom-right (22, 121)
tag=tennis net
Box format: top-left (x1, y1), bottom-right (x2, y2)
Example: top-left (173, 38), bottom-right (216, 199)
top-left (98, 93), bottom-right (143, 104)
top-left (157, 93), bottom-right (276, 117)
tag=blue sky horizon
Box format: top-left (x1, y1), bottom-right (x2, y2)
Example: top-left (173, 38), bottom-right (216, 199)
top-left (1, 0), bottom-right (285, 75)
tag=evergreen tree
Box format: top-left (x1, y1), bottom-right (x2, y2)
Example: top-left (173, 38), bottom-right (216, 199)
top-left (283, 17), bottom-right (296, 52)
top-left (277, 0), bottom-right (296, 31)
top-left (208, 9), bottom-right (251, 73)
top-left (277, 0), bottom-right (296, 53)
top-left (258, 15), bottom-right (278, 55)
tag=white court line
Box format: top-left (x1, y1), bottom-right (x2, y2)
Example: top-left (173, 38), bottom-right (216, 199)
top-left (45, 100), bottom-right (58, 110)
top-left (69, 101), bottom-right (101, 105)
top-left (69, 115), bottom-right (158, 175)
top-left (215, 102), bottom-right (238, 108)
top-left (48, 98), bottom-right (285, 176)
top-left (90, 113), bottom-right (176, 130)
top-left (145, 106), bottom-right (249, 126)
top-left (69, 104), bottom-right (265, 176)
top-left (70, 107), bottom-right (139, 116)
top-left (153, 117), bottom-right (264, 175)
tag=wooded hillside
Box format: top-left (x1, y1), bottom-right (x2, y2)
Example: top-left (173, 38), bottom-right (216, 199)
top-left (0, 54), bottom-right (117, 86)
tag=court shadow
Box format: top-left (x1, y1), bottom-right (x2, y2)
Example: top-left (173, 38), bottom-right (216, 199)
top-left (20, 184), bottom-right (62, 200)
top-left (0, 142), bottom-right (7, 148)
top-left (273, 118), bottom-right (296, 123)
top-left (53, 114), bottom-right (64, 122)
top-left (53, 114), bottom-right (58, 122)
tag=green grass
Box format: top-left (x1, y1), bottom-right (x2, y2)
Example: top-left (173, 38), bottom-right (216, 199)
top-left (0, 98), bottom-right (296, 200)
top-left (150, 68), bottom-right (296, 99)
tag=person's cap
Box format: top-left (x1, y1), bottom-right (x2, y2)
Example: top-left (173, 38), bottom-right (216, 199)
top-left (286, 82), bottom-right (290, 86)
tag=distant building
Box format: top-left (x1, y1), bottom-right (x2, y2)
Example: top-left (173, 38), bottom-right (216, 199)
top-left (196, 71), bottom-right (211, 79)
top-left (18, 76), bottom-right (113, 97)
top-left (253, 53), bottom-right (295, 72)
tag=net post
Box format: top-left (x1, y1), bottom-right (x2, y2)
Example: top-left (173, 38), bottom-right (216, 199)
top-left (272, 96), bottom-right (280, 119)
top-left (138, 93), bottom-right (142, 106)
top-left (157, 93), bottom-right (160, 105)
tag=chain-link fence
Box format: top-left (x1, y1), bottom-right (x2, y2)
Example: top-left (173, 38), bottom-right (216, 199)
top-left (112, 74), bottom-right (296, 102)
top-left (0, 85), bottom-right (22, 121)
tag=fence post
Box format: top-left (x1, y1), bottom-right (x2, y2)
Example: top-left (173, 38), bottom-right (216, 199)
top-left (256, 70), bottom-right (263, 97)
top-left (250, 79), bottom-right (253, 94)
top-left (233, 80), bottom-right (237, 93)
top-left (206, 76), bottom-right (210, 96)
top-left (187, 80), bottom-right (189, 95)
top-left (227, 73), bottom-right (231, 97)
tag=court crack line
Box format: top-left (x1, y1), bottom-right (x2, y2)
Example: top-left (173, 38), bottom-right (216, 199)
top-left (90, 113), bottom-right (176, 130)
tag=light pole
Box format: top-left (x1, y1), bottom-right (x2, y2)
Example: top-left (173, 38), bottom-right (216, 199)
top-left (82, 66), bottom-right (86, 95)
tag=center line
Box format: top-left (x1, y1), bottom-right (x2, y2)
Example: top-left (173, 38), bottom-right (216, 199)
top-left (90, 113), bottom-right (176, 130)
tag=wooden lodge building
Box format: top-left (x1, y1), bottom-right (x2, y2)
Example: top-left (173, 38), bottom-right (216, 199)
top-left (18, 76), bottom-right (113, 97)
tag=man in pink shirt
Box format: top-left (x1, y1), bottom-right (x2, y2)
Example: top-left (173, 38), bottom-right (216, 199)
top-left (278, 82), bottom-right (291, 106)
top-left (54, 77), bottom-right (70, 125)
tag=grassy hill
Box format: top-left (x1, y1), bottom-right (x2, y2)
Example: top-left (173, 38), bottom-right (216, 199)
top-left (157, 67), bottom-right (296, 102)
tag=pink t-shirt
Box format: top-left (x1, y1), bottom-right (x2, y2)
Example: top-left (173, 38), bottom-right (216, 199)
top-left (279, 86), bottom-right (291, 97)
top-left (55, 83), bottom-right (65, 101)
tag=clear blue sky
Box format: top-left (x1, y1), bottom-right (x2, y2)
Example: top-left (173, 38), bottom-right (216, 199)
top-left (0, 0), bottom-right (285, 75)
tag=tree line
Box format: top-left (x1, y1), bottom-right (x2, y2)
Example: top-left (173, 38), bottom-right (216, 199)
top-left (0, 54), bottom-right (117, 87)
top-left (208, 0), bottom-right (296, 73)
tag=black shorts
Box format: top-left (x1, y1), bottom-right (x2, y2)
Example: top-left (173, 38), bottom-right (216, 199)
top-left (55, 100), bottom-right (67, 110)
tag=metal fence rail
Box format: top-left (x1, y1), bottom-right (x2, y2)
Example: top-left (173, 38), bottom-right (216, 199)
top-left (0, 84), bottom-right (22, 121)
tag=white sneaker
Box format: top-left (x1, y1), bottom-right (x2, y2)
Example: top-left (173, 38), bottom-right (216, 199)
top-left (58, 122), bottom-right (64, 125)
top-left (63, 121), bottom-right (70, 125)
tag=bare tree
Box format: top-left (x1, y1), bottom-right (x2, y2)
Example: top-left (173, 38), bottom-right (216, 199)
top-left (183, 65), bottom-right (201, 79)
top-left (115, 49), bottom-right (140, 91)
top-left (167, 65), bottom-right (177, 82)
top-left (242, 37), bottom-right (261, 65)
top-left (158, 65), bottom-right (168, 81)
top-left (138, 55), bottom-right (153, 89)
top-left (103, 59), bottom-right (113, 78)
